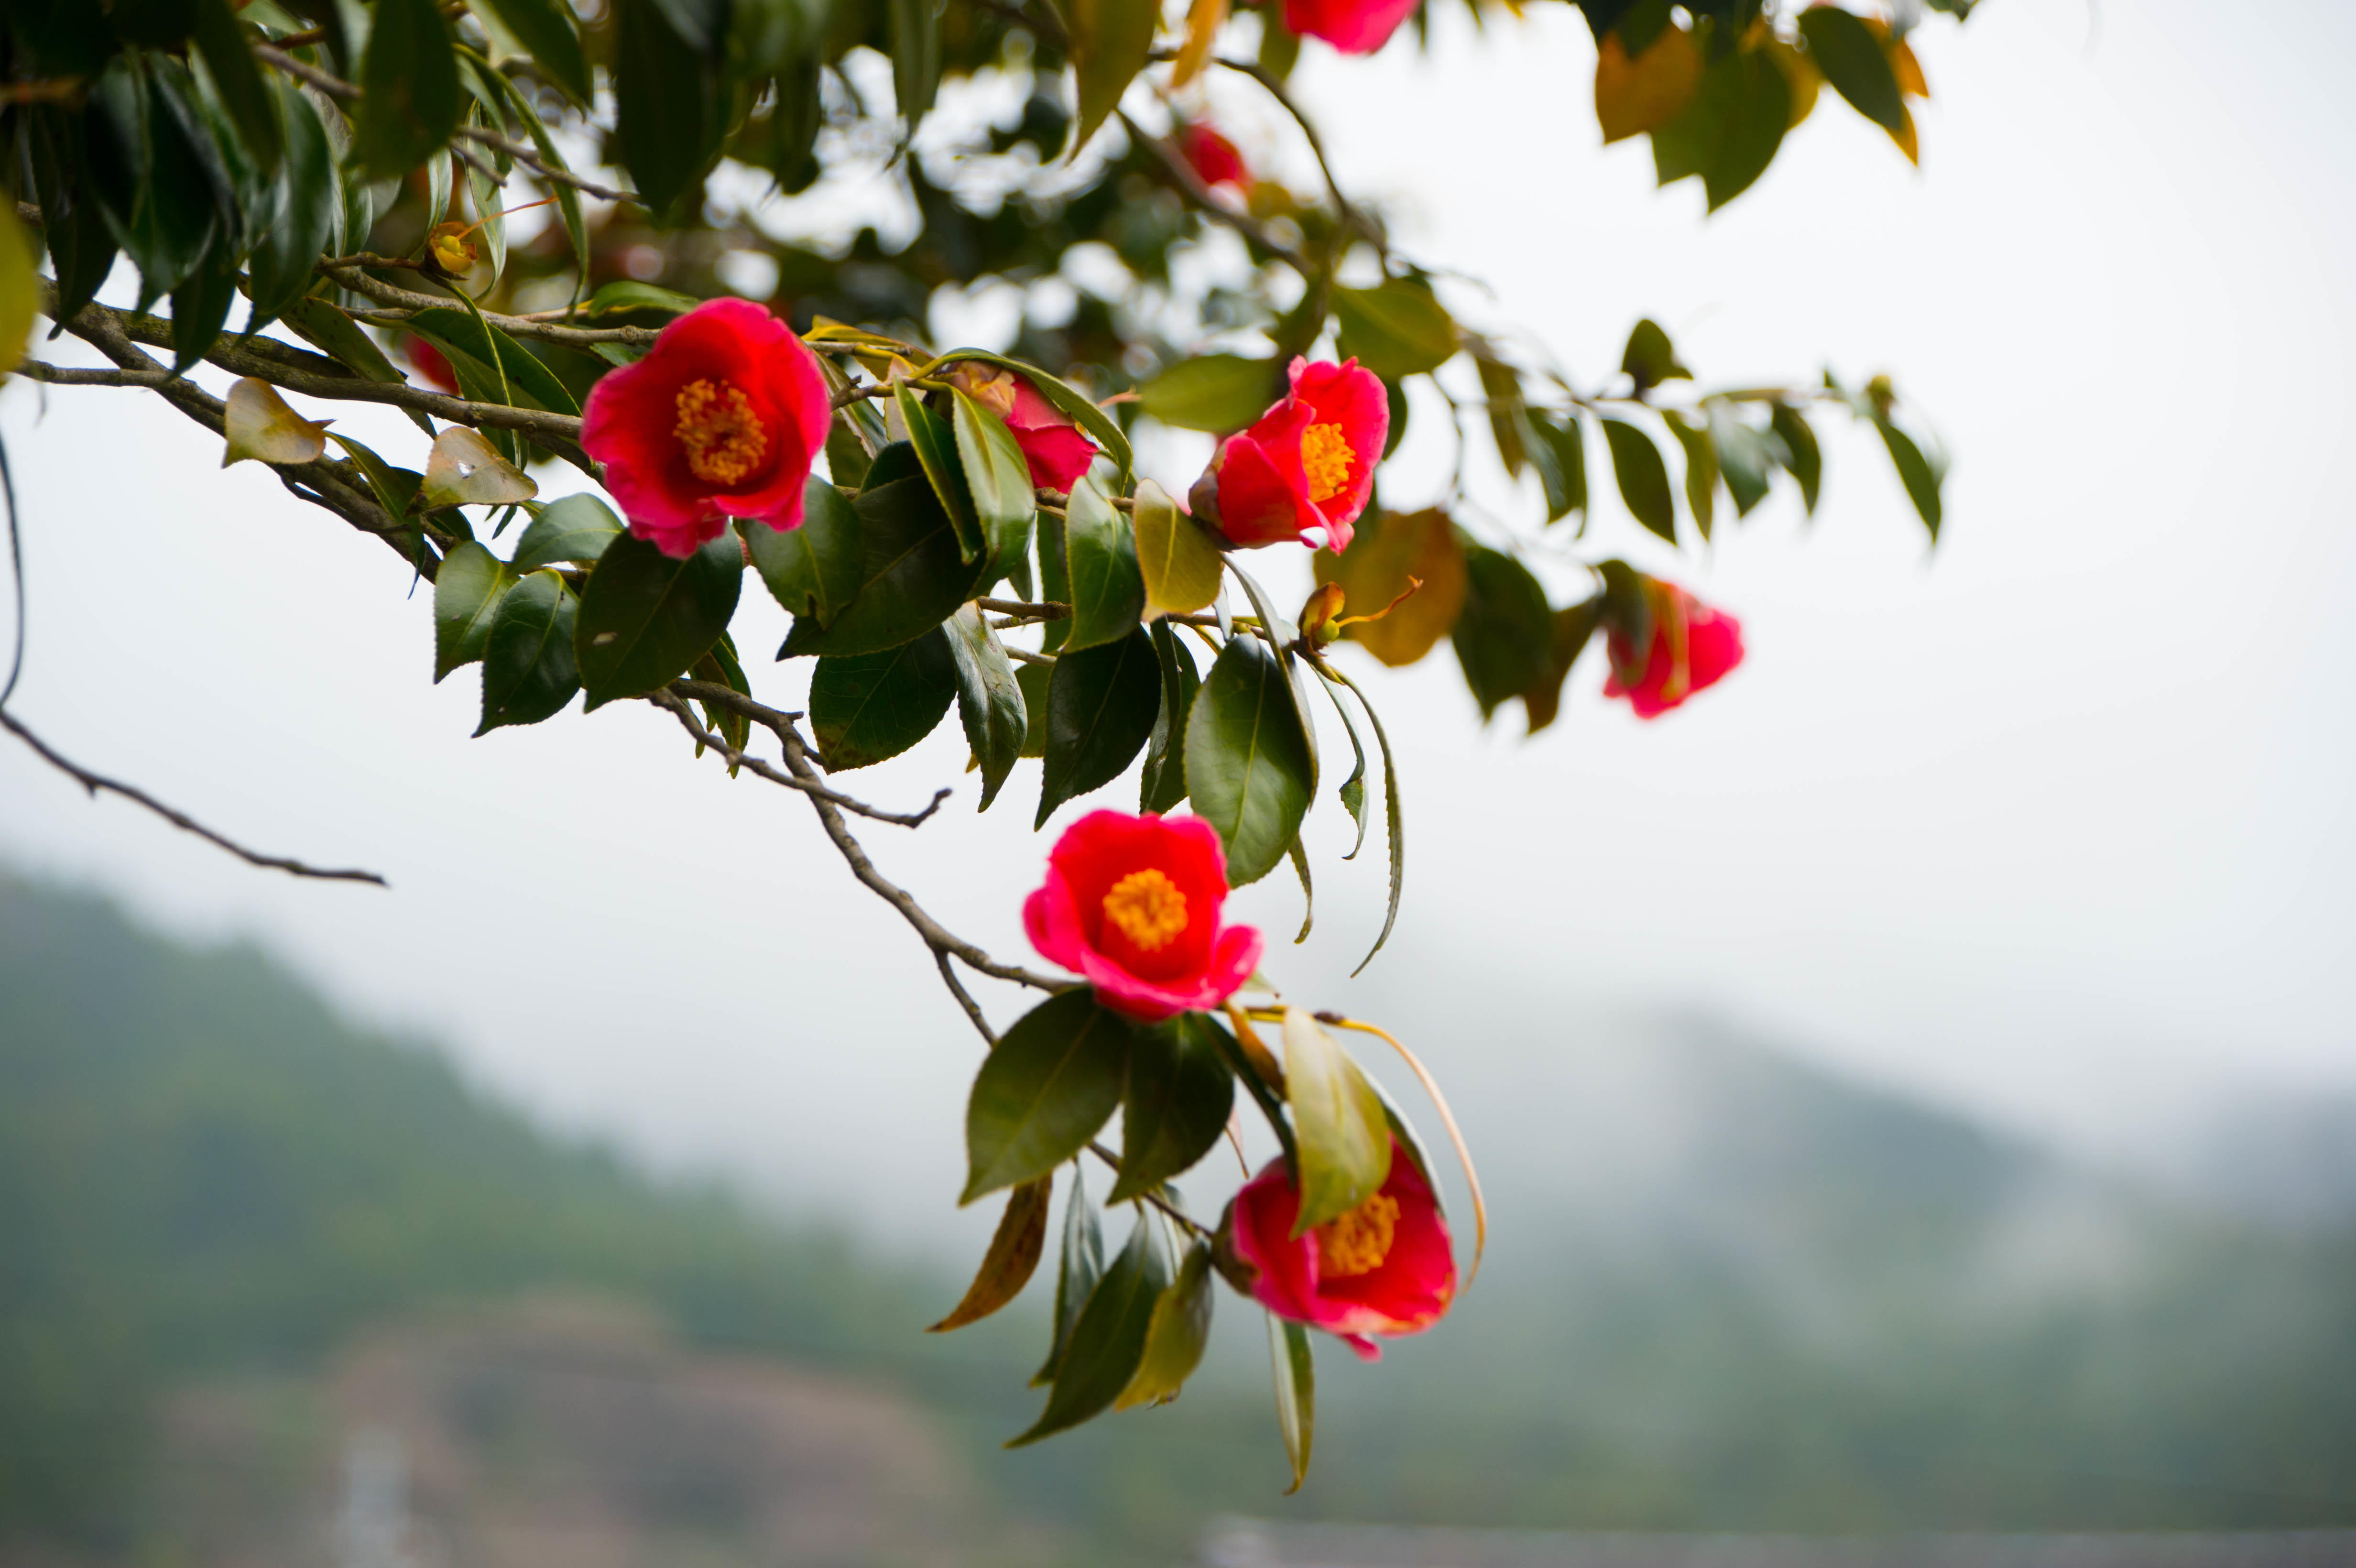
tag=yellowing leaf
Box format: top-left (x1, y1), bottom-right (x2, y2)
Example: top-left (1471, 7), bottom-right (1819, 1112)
top-left (422, 425), bottom-right (539, 509)
top-left (1282, 1007), bottom-right (1392, 1237)
top-left (1892, 101), bottom-right (1919, 165)
top-left (1114, 1242), bottom-right (1213, 1409)
top-left (1766, 38), bottom-right (1821, 130)
top-left (221, 378), bottom-right (332, 468)
top-left (1133, 479), bottom-right (1224, 615)
top-left (1312, 510), bottom-right (1467, 668)
top-left (1594, 22), bottom-right (1700, 145)
top-left (0, 207), bottom-right (36, 378)
top-left (1172, 0), bottom-right (1227, 88)
top-left (929, 1177), bottom-right (1052, 1332)
top-left (1891, 37), bottom-right (1929, 98)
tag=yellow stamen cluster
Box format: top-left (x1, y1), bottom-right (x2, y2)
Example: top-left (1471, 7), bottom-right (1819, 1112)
top-left (1101, 868), bottom-right (1189, 952)
top-left (674, 378), bottom-right (768, 485)
top-left (1300, 422), bottom-right (1355, 504)
top-left (1317, 1192), bottom-right (1400, 1278)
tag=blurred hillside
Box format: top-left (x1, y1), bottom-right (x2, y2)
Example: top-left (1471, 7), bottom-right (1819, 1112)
top-left (3, 872), bottom-right (2353, 1566)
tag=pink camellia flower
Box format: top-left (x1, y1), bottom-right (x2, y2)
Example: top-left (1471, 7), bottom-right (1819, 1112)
top-left (1285, 0), bottom-right (1419, 55)
top-left (948, 363), bottom-right (1099, 493)
top-left (1225, 1136), bottom-right (1456, 1361)
top-left (579, 297), bottom-right (832, 558)
top-left (1180, 123), bottom-right (1251, 192)
top-left (1023, 810), bottom-right (1263, 1024)
top-left (1603, 582), bottom-right (1745, 719)
top-left (1188, 357), bottom-right (1386, 554)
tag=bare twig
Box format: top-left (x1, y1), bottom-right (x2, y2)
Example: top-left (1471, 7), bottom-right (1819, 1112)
top-left (1, 78), bottom-right (85, 106)
top-left (935, 949), bottom-right (1000, 1045)
top-left (976, 597), bottom-right (1071, 622)
top-left (653, 685), bottom-right (950, 828)
top-left (1, 711), bottom-right (388, 886)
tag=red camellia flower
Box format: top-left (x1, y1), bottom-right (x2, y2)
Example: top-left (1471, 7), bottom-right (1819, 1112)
top-left (1226, 1136), bottom-right (1456, 1360)
top-left (948, 363), bottom-right (1098, 493)
top-left (403, 337), bottom-right (458, 395)
top-left (1180, 123), bottom-right (1251, 192)
top-left (1023, 810), bottom-right (1264, 1023)
top-left (1603, 583), bottom-right (1745, 719)
top-left (1189, 357), bottom-right (1386, 554)
top-left (1284, 0), bottom-right (1419, 55)
top-left (579, 297), bottom-right (833, 558)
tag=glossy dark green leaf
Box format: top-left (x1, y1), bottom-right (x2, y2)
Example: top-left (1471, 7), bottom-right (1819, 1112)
top-left (1799, 6), bottom-right (1906, 134)
top-left (778, 451), bottom-right (988, 656)
top-left (1116, 1241), bottom-right (1214, 1410)
top-left (1017, 659), bottom-right (1053, 759)
top-left (86, 63), bottom-right (227, 308)
top-left (1770, 401), bottom-right (1822, 515)
top-left (476, 570), bottom-right (579, 734)
top-left (615, 0), bottom-right (722, 215)
top-left (190, 0), bottom-right (282, 170)
top-left (326, 432), bottom-right (423, 525)
top-left (1112, 1013), bottom-right (1236, 1204)
top-left (472, 0), bottom-right (591, 103)
top-left (1332, 280), bottom-right (1458, 380)
top-left (1186, 637), bottom-right (1315, 888)
top-left (1876, 415), bottom-right (1943, 542)
top-left (1451, 544), bottom-right (1553, 719)
top-left (745, 479), bottom-right (862, 625)
top-left (688, 633), bottom-right (752, 757)
top-left (1008, 1212), bottom-right (1171, 1447)
top-left (26, 108), bottom-right (119, 330)
top-left (949, 388), bottom-right (1038, 575)
top-left (1138, 354), bottom-right (1280, 434)
top-left (353, 0), bottom-right (461, 178)
top-left (1060, 479), bottom-right (1145, 653)
top-left (929, 1176), bottom-right (1051, 1333)
top-left (434, 540), bottom-right (516, 682)
top-left (1038, 626), bottom-right (1161, 828)
top-left (1068, 0), bottom-right (1157, 153)
top-left (1528, 409), bottom-right (1588, 524)
top-left (241, 80), bottom-right (338, 340)
top-left (1033, 1165), bottom-right (1104, 1385)
top-left (1281, 1007), bottom-right (1391, 1236)
top-left (1620, 317), bottom-right (1690, 391)
top-left (282, 294), bottom-right (435, 435)
top-left (575, 533), bottom-right (744, 710)
top-left (1270, 1315), bottom-right (1314, 1494)
top-left (582, 280), bottom-right (705, 319)
top-left (1665, 410), bottom-right (1717, 543)
top-left (168, 244), bottom-right (238, 372)
top-left (944, 605), bottom-right (1027, 812)
top-left (899, 384), bottom-right (984, 563)
top-left (1140, 621), bottom-right (1200, 815)
top-left (1652, 45), bottom-right (1790, 211)
top-left (809, 629), bottom-right (958, 771)
top-left (1601, 416), bottom-right (1678, 544)
top-left (889, 0), bottom-right (942, 129)
top-left (512, 494), bottom-right (622, 571)
top-left (964, 988), bottom-right (1135, 1203)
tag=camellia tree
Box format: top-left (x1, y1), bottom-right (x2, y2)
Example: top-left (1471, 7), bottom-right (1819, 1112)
top-left (0, 0), bottom-right (1969, 1489)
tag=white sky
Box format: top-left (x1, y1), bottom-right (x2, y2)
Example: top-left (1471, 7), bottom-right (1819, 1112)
top-left (2, 0), bottom-right (2350, 1244)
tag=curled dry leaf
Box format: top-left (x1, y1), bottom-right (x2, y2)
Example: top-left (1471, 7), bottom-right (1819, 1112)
top-left (222, 378), bottom-right (332, 468)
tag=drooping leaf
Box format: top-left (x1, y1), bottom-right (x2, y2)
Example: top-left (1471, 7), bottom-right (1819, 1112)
top-left (1138, 354), bottom-right (1280, 434)
top-left (1528, 409), bottom-right (1589, 524)
top-left (1116, 1242), bottom-right (1215, 1410)
top-left (190, 0), bottom-right (282, 169)
top-left (949, 388), bottom-right (1039, 578)
top-left (433, 540), bottom-right (516, 682)
top-left (1876, 415), bottom-right (1944, 542)
top-left (1798, 6), bottom-right (1907, 136)
top-left (1140, 621), bottom-right (1200, 816)
top-left (352, 0), bottom-right (462, 179)
top-left (1009, 1211), bottom-right (1172, 1446)
top-left (964, 988), bottom-right (1135, 1203)
top-left (1038, 625), bottom-right (1161, 828)
top-left (614, 0), bottom-right (723, 214)
top-left (1315, 675), bottom-right (1371, 859)
top-left (1017, 660), bottom-right (1053, 759)
top-left (1270, 1316), bottom-right (1315, 1494)
top-left (1451, 544), bottom-right (1553, 719)
top-left (779, 449), bottom-right (989, 656)
top-left (1709, 401), bottom-right (1780, 517)
top-left (1282, 1007), bottom-right (1392, 1237)
top-left (929, 1177), bottom-right (1052, 1333)
top-left (1475, 351), bottom-right (1527, 479)
top-left (1522, 597), bottom-right (1603, 734)
top-left (281, 295), bottom-right (433, 435)
top-left (1112, 1013), bottom-right (1236, 1203)
top-left (934, 349), bottom-right (1134, 489)
top-left (421, 426), bottom-right (538, 510)
top-left (809, 629), bottom-right (959, 771)
top-left (221, 378), bottom-right (330, 468)
top-left (1601, 416), bottom-right (1678, 544)
top-left (167, 246), bottom-right (239, 373)
top-left (471, 0), bottom-right (592, 103)
top-left (888, 0), bottom-right (942, 131)
top-left (1664, 409), bottom-right (1718, 542)
top-left (1594, 17), bottom-right (1700, 143)
top-left (899, 384), bottom-right (985, 564)
top-left (575, 533), bottom-right (744, 710)
top-left (1620, 317), bottom-right (1691, 391)
top-left (1185, 636), bottom-right (1316, 887)
top-left (1770, 401), bottom-right (1822, 515)
top-left (1331, 279), bottom-right (1457, 381)
top-left (1060, 479), bottom-right (1146, 653)
top-left (1033, 1166), bottom-right (1104, 1385)
top-left (476, 570), bottom-right (580, 734)
top-left (1067, 0), bottom-right (1159, 154)
top-left (1134, 479), bottom-right (1223, 615)
top-left (511, 493), bottom-right (623, 571)
top-left (1651, 44), bottom-right (1791, 211)
top-left (1312, 509), bottom-right (1467, 668)
top-left (241, 80), bottom-right (339, 340)
top-left (404, 307), bottom-right (583, 417)
top-left (745, 479), bottom-right (862, 625)
top-left (944, 604), bottom-right (1028, 812)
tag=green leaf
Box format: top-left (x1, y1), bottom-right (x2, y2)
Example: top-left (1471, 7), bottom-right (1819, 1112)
top-left (688, 633), bottom-right (751, 757)
top-left (1709, 401), bottom-right (1778, 517)
top-left (1664, 409), bottom-right (1717, 543)
top-left (899, 384), bottom-right (985, 564)
top-left (167, 246), bottom-right (240, 373)
top-left (1112, 1013), bottom-right (1235, 1204)
top-left (929, 1176), bottom-right (1052, 1333)
top-left (889, 0), bottom-right (942, 129)
top-left (1528, 409), bottom-right (1588, 524)
top-left (1185, 636), bottom-right (1316, 888)
top-left (1316, 675), bottom-right (1370, 860)
top-left (1601, 416), bottom-right (1678, 544)
top-left (353, 0), bottom-right (461, 178)
top-left (84, 62), bottom-right (227, 310)
top-left (1140, 621), bottom-right (1200, 816)
top-left (471, 0), bottom-right (591, 103)
top-left (325, 432), bottom-right (423, 525)
top-left (1116, 1242), bottom-right (1214, 1410)
top-left (1060, 478), bottom-right (1146, 653)
top-left (1651, 45), bottom-right (1791, 211)
top-left (1134, 478), bottom-right (1222, 615)
top-left (433, 540), bottom-right (516, 682)
top-left (940, 604), bottom-right (1026, 810)
top-left (1012, 1214), bottom-right (1172, 1448)
top-left (1038, 626), bottom-right (1161, 828)
top-left (1451, 544), bottom-right (1554, 719)
top-left (1475, 351), bottom-right (1527, 479)
top-left (1523, 597), bottom-right (1603, 735)
top-left (808, 629), bottom-right (959, 771)
top-left (949, 388), bottom-right (1039, 578)
top-left (1325, 670), bottom-right (1405, 978)
top-left (936, 350), bottom-right (1134, 489)
top-left (1017, 660), bottom-right (1053, 759)
top-left (1034, 1165), bottom-right (1104, 1386)
top-left (964, 989), bottom-right (1135, 1204)
top-left (1269, 1315), bottom-right (1314, 1494)
top-left (476, 570), bottom-right (580, 734)
top-left (582, 280), bottom-right (705, 320)
top-left (404, 307), bottom-right (582, 416)
top-left (511, 494), bottom-right (622, 571)
top-left (1138, 354), bottom-right (1279, 434)
top-left (745, 479), bottom-right (861, 625)
top-left (242, 80), bottom-right (338, 339)
top-left (574, 533), bottom-right (744, 710)
top-left (1876, 415), bottom-right (1943, 542)
top-left (190, 0), bottom-right (282, 169)
top-left (614, 0), bottom-right (722, 214)
top-left (1770, 401), bottom-right (1822, 515)
top-left (1596, 557), bottom-right (1654, 679)
top-left (1281, 1007), bottom-right (1392, 1236)
top-left (1332, 279), bottom-right (1458, 380)
top-left (25, 106), bottom-right (120, 332)
top-left (778, 448), bottom-right (989, 656)
top-left (1620, 316), bottom-right (1691, 392)
top-left (1036, 499), bottom-right (1073, 655)
top-left (1068, 0), bottom-right (1158, 154)
top-left (1798, 6), bottom-right (1906, 135)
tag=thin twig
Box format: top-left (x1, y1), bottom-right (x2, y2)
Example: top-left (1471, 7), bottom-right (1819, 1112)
top-left (324, 265), bottom-right (660, 349)
top-left (653, 685), bottom-right (950, 828)
top-left (976, 597), bottom-right (1071, 622)
top-left (1, 711), bottom-right (388, 885)
top-left (935, 950), bottom-right (1000, 1045)
top-left (1085, 1140), bottom-right (1215, 1239)
top-left (1117, 108), bottom-right (1313, 276)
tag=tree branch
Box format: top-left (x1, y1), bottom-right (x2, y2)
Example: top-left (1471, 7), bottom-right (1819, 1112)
top-left (653, 684), bottom-right (950, 828)
top-left (323, 264), bottom-right (661, 350)
top-left (1118, 108), bottom-right (1313, 276)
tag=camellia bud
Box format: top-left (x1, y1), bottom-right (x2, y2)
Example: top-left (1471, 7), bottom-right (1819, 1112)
top-left (426, 221), bottom-right (477, 275)
top-left (1298, 581), bottom-right (1347, 645)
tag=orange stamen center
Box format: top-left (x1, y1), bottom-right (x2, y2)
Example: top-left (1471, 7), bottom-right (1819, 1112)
top-left (1300, 422), bottom-right (1354, 504)
top-left (1101, 868), bottom-right (1189, 952)
top-left (1317, 1192), bottom-right (1400, 1278)
top-left (674, 378), bottom-right (768, 486)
